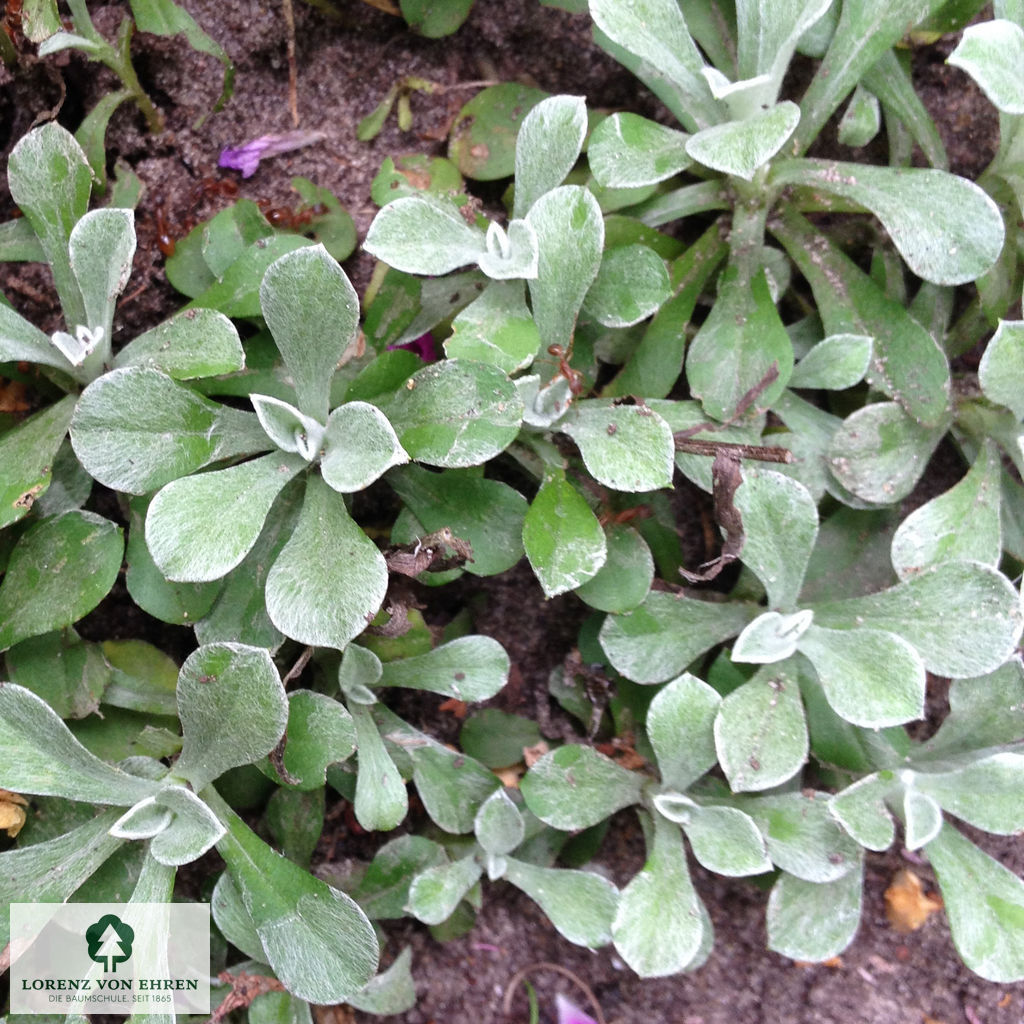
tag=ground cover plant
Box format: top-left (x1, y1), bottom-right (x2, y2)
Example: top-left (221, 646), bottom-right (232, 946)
top-left (1, 0), bottom-right (1024, 1022)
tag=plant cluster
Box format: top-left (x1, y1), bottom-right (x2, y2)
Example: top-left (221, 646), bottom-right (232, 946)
top-left (2, 0), bottom-right (1024, 1020)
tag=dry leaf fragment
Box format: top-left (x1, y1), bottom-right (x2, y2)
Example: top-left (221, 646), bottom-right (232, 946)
top-left (0, 790), bottom-right (28, 838)
top-left (496, 765), bottom-right (524, 788)
top-left (884, 868), bottom-right (943, 933)
top-left (438, 698), bottom-right (469, 719)
top-left (522, 740), bottom-right (549, 768)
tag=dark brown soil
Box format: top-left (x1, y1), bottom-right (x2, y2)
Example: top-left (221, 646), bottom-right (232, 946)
top-left (1, 3), bottom-right (1021, 1023)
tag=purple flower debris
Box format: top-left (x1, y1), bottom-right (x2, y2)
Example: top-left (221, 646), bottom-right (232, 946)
top-left (218, 129), bottom-right (327, 178)
top-left (556, 992), bottom-right (599, 1024)
top-left (387, 331), bottom-right (438, 362)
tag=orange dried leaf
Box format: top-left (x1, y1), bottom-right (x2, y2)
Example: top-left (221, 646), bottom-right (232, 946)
top-left (0, 790), bottom-right (28, 838)
top-left (884, 869), bottom-right (943, 934)
top-left (438, 698), bottom-right (469, 719)
top-left (496, 765), bottom-right (523, 788)
top-left (522, 740), bottom-right (549, 768)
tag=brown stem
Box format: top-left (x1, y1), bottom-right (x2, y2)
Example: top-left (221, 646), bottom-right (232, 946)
top-left (673, 438), bottom-right (794, 463)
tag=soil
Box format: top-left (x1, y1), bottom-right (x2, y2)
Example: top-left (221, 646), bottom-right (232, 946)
top-left (0, 3), bottom-right (1021, 1024)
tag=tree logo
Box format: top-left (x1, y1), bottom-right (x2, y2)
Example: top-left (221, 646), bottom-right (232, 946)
top-left (85, 914), bottom-right (135, 973)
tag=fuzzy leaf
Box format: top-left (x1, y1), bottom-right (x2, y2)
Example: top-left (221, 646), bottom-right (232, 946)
top-left (600, 590), bottom-right (757, 684)
top-left (386, 359), bottom-right (523, 468)
top-left (562, 401), bottom-right (675, 491)
top-left (828, 402), bottom-right (945, 504)
top-left (686, 103), bottom-right (800, 181)
top-left (797, 625), bottom-right (926, 727)
top-left (733, 610), bottom-right (814, 664)
top-left (914, 754), bottom-right (1024, 835)
top-left (68, 208), bottom-right (134, 346)
top-left (364, 194), bottom-right (485, 275)
top-left (216, 800), bottom-right (379, 1002)
top-left (114, 308), bottom-right (245, 379)
top-left (251, 394), bottom-right (325, 461)
top-left (276, 690), bottom-right (356, 790)
top-left (811, 561), bottom-right (1023, 678)
top-left (773, 159), bottom-right (1003, 285)
top-left (576, 524), bottom-right (654, 613)
top-left (389, 465), bottom-right (526, 576)
top-left (613, 812), bottom-right (706, 975)
top-left (828, 775), bottom-right (895, 851)
top-left (503, 857), bottom-right (618, 948)
top-left (589, 0), bottom-right (720, 131)
top-left (582, 245), bottom-right (671, 328)
top-left (523, 473), bottom-right (607, 597)
top-left (646, 673), bottom-right (721, 790)
top-left (788, 334), bottom-right (872, 391)
top-left (446, 280), bottom-right (541, 374)
top-left (924, 661), bottom-right (1024, 756)
top-left (71, 367), bottom-right (269, 495)
top-left (174, 643), bottom-right (288, 792)
top-left (686, 267), bottom-right (793, 422)
top-left (147, 453), bottom-right (305, 582)
top-left (684, 805), bottom-right (772, 876)
top-left (735, 470), bottom-right (818, 609)
top-left (979, 320), bottom-right (1024, 418)
top-left (0, 511), bottom-right (123, 651)
top-left (0, 682), bottom-right (159, 804)
top-left (890, 441), bottom-right (1002, 578)
top-left (588, 113), bottom-right (691, 188)
top-left (266, 475), bottom-right (389, 650)
top-left (513, 94), bottom-right (588, 217)
top-left (948, 19), bottom-right (1024, 114)
top-left (321, 402), bottom-right (408, 492)
top-left (927, 823), bottom-right (1024, 982)
top-left (767, 862), bottom-right (864, 962)
top-left (520, 744), bottom-right (644, 830)
top-left (148, 786), bottom-right (226, 866)
top-left (350, 702), bottom-right (407, 832)
top-left (714, 663), bottom-right (808, 792)
top-left (259, 245), bottom-right (359, 421)
top-left (7, 123), bottom-right (91, 327)
top-left (837, 85), bottom-right (881, 147)
top-left (405, 855), bottom-right (483, 925)
top-left (0, 394), bottom-right (77, 529)
top-left (475, 789), bottom-right (525, 856)
top-left (525, 185), bottom-right (604, 351)
top-left (376, 635), bottom-right (509, 701)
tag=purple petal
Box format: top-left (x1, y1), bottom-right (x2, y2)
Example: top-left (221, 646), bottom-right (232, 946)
top-left (218, 130), bottom-right (327, 179)
top-left (556, 993), bottom-right (599, 1024)
top-left (387, 331), bottom-right (438, 362)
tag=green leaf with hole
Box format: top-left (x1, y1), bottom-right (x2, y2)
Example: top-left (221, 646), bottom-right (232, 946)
top-left (385, 359), bottom-right (522, 468)
top-left (810, 561), bottom-right (1022, 678)
top-left (613, 811), bottom-right (706, 975)
top-left (174, 643), bottom-right (287, 792)
top-left (0, 511), bottom-right (123, 652)
top-left (522, 472), bottom-right (606, 597)
top-left (147, 453), bottom-right (306, 582)
top-left (927, 823), bottom-right (1024, 982)
top-left (525, 185), bottom-right (604, 352)
top-left (520, 744), bottom-right (644, 830)
top-left (714, 663), bottom-right (808, 792)
top-left (266, 475), bottom-right (389, 650)
top-left (600, 590), bottom-right (757, 684)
